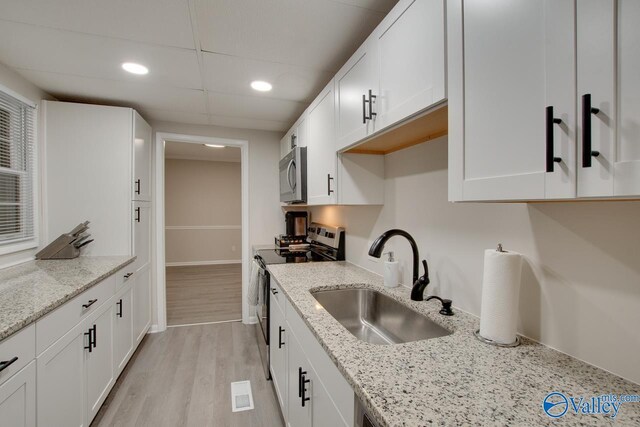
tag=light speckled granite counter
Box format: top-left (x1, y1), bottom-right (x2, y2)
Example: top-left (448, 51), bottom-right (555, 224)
top-left (267, 262), bottom-right (640, 426)
top-left (0, 256), bottom-right (135, 341)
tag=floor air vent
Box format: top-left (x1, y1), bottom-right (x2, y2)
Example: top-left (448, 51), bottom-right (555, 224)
top-left (231, 380), bottom-right (254, 412)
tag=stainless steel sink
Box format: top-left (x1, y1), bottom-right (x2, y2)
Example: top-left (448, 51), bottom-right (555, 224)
top-left (311, 288), bottom-right (451, 345)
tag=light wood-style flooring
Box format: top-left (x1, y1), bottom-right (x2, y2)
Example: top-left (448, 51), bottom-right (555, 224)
top-left (92, 322), bottom-right (283, 427)
top-left (166, 264), bottom-right (242, 326)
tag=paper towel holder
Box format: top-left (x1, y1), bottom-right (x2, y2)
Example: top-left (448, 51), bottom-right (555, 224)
top-left (473, 329), bottom-right (521, 348)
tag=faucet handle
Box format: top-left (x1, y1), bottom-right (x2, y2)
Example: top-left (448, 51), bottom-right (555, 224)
top-left (421, 259), bottom-right (430, 281)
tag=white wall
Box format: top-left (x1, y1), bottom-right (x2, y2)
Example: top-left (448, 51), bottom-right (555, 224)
top-left (165, 158), bottom-right (241, 265)
top-left (0, 61), bottom-right (52, 268)
top-left (309, 136), bottom-right (640, 385)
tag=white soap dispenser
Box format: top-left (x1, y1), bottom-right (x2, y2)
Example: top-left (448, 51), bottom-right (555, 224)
top-left (383, 251), bottom-right (400, 288)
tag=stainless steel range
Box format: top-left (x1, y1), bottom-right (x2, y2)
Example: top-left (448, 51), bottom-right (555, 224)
top-left (253, 223), bottom-right (345, 380)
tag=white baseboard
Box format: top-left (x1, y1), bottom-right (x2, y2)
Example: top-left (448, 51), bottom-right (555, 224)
top-left (148, 324), bottom-right (163, 334)
top-left (165, 260), bottom-right (242, 267)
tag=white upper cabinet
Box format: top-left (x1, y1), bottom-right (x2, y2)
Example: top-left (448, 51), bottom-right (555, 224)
top-left (375, 0), bottom-right (446, 132)
top-left (448, 0), bottom-right (575, 201)
top-left (449, 0), bottom-right (640, 201)
top-left (133, 111), bottom-right (152, 202)
top-left (578, 0), bottom-right (640, 197)
top-left (307, 80), bottom-right (338, 205)
top-left (335, 40), bottom-right (377, 151)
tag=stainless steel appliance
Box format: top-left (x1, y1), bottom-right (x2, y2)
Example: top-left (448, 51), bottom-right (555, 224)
top-left (279, 147), bottom-right (306, 203)
top-left (254, 223), bottom-right (345, 380)
top-left (35, 221), bottom-right (94, 259)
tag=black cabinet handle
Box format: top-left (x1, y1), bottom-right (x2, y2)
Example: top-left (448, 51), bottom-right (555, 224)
top-left (116, 299), bottom-right (123, 318)
top-left (300, 368), bottom-right (311, 407)
top-left (135, 179), bottom-right (141, 195)
top-left (362, 94), bottom-right (367, 124)
top-left (291, 133), bottom-right (297, 149)
top-left (0, 356), bottom-right (18, 373)
top-left (327, 174), bottom-right (334, 196)
top-left (278, 326), bottom-right (285, 349)
top-left (271, 288), bottom-right (278, 295)
top-left (92, 324), bottom-right (97, 349)
top-left (82, 299), bottom-right (98, 309)
top-left (367, 89), bottom-right (377, 121)
top-left (135, 207), bottom-right (141, 223)
top-left (84, 328), bottom-right (93, 352)
top-left (582, 94), bottom-right (601, 168)
top-left (124, 272), bottom-right (134, 279)
top-left (545, 106), bottom-right (563, 172)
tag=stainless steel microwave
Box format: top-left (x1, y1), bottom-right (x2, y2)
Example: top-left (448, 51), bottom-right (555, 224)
top-left (279, 147), bottom-right (307, 203)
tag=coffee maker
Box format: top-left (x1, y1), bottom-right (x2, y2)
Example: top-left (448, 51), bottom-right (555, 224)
top-left (275, 211), bottom-right (308, 247)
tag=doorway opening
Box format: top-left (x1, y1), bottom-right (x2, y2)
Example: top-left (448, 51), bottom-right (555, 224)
top-left (154, 133), bottom-right (250, 332)
top-left (164, 141), bottom-right (242, 326)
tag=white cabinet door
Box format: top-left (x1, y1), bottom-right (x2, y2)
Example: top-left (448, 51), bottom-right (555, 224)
top-left (375, 0), bottom-right (445, 132)
top-left (308, 364), bottom-right (350, 427)
top-left (0, 361), bottom-right (36, 427)
top-left (294, 116), bottom-right (308, 148)
top-left (133, 267), bottom-right (151, 344)
top-left (307, 81), bottom-right (338, 205)
top-left (286, 331), bottom-right (311, 427)
top-left (613, 0), bottom-right (640, 196)
top-left (281, 132), bottom-right (292, 159)
top-left (335, 41), bottom-right (377, 151)
top-left (133, 111), bottom-right (152, 202)
top-left (450, 0), bottom-right (575, 201)
top-left (269, 302), bottom-right (288, 421)
top-left (85, 301), bottom-right (115, 423)
top-left (576, 0), bottom-right (616, 197)
top-left (133, 201), bottom-right (151, 272)
top-left (37, 321), bottom-right (86, 427)
top-left (113, 284), bottom-right (134, 375)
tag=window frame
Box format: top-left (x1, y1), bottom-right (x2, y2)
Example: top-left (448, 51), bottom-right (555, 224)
top-left (0, 83), bottom-right (38, 256)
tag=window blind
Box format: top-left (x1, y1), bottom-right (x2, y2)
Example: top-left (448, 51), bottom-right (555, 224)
top-left (0, 89), bottom-right (35, 245)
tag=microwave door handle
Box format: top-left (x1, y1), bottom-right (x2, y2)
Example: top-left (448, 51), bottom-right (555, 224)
top-left (287, 159), bottom-right (296, 191)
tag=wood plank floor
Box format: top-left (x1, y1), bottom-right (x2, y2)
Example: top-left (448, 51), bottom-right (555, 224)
top-left (166, 264), bottom-right (242, 326)
top-left (92, 322), bottom-right (283, 427)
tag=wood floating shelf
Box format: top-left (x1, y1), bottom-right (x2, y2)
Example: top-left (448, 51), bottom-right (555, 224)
top-left (346, 105), bottom-right (448, 155)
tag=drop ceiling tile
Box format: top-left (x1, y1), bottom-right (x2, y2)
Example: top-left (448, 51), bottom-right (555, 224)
top-left (0, 20), bottom-right (201, 89)
top-left (0, 0), bottom-right (194, 49)
top-left (144, 109), bottom-right (211, 126)
top-left (18, 69), bottom-right (207, 114)
top-left (208, 91), bottom-right (306, 124)
top-left (202, 52), bottom-right (333, 103)
top-left (208, 115), bottom-right (289, 132)
top-left (195, 0), bottom-right (385, 72)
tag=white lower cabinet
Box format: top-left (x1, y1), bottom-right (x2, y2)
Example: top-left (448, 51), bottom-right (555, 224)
top-left (0, 361), bottom-right (36, 427)
top-left (37, 321), bottom-right (86, 427)
top-left (85, 301), bottom-right (115, 422)
top-left (270, 280), bottom-right (354, 427)
top-left (133, 266), bottom-right (151, 344)
top-left (113, 284), bottom-right (134, 375)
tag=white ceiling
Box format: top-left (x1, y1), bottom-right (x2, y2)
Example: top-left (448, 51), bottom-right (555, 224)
top-left (165, 141), bottom-right (241, 162)
top-left (0, 0), bottom-right (397, 132)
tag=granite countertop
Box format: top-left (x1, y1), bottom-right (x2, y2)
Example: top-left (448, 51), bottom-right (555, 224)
top-left (267, 262), bottom-right (640, 426)
top-left (0, 256), bottom-right (135, 341)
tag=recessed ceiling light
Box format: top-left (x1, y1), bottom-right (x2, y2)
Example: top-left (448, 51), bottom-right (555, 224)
top-left (122, 62), bottom-right (149, 75)
top-left (251, 80), bottom-right (272, 92)
top-left (204, 144), bottom-right (225, 148)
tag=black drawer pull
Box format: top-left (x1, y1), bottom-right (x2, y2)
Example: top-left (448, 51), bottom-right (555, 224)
top-left (327, 174), bottom-right (334, 196)
top-left (0, 356), bottom-right (18, 372)
top-left (124, 272), bottom-right (134, 279)
top-left (135, 179), bottom-right (141, 195)
top-left (271, 288), bottom-right (278, 295)
top-left (82, 299), bottom-right (98, 309)
top-left (582, 94), bottom-right (601, 168)
top-left (300, 369), bottom-right (311, 407)
top-left (278, 326), bottom-right (285, 349)
top-left (92, 324), bottom-right (97, 349)
top-left (545, 106), bottom-right (563, 172)
top-left (135, 207), bottom-right (141, 223)
top-left (116, 299), bottom-right (123, 318)
top-left (84, 329), bottom-right (93, 352)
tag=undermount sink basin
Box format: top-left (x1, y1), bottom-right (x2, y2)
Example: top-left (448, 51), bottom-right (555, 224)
top-left (311, 288), bottom-right (451, 345)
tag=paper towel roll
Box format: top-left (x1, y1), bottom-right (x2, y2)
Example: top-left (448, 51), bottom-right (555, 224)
top-left (479, 248), bottom-right (523, 345)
